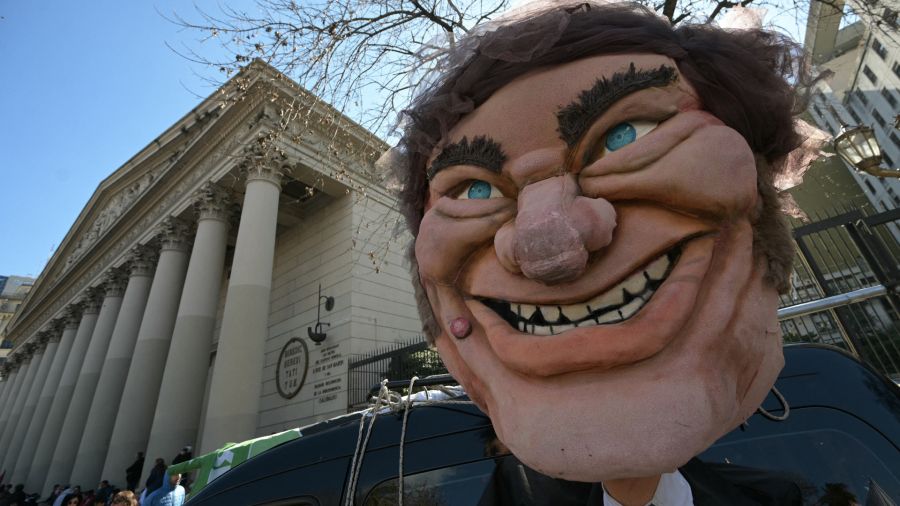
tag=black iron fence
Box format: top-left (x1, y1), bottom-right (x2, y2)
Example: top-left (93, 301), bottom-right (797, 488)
top-left (779, 206), bottom-right (900, 380)
top-left (347, 207), bottom-right (900, 410)
top-left (347, 338), bottom-right (447, 410)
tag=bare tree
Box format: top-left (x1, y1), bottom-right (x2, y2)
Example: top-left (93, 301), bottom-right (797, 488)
top-left (167, 0), bottom-right (511, 137)
top-left (165, 1), bottom-right (517, 272)
top-left (167, 0), bottom-right (900, 138)
top-left (164, 0), bottom-right (898, 268)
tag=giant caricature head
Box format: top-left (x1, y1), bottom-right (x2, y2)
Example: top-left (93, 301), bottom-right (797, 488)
top-left (396, 2), bottom-right (802, 482)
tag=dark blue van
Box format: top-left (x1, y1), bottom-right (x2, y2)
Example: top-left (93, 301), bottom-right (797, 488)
top-left (188, 345), bottom-right (900, 505)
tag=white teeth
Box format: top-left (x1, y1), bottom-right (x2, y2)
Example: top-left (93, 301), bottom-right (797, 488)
top-left (619, 298), bottom-right (643, 319)
top-left (597, 311), bottom-right (621, 324)
top-left (559, 303), bottom-right (591, 322)
top-left (499, 249), bottom-right (676, 336)
top-left (546, 306), bottom-right (562, 321)
top-left (519, 303), bottom-right (537, 320)
top-left (645, 255), bottom-right (668, 280)
top-left (621, 273), bottom-right (645, 297)
top-left (532, 325), bottom-right (553, 336)
top-left (590, 287), bottom-right (624, 311)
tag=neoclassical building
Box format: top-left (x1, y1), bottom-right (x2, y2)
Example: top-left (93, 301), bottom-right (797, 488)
top-left (0, 276), bottom-right (34, 352)
top-left (0, 61), bottom-right (421, 495)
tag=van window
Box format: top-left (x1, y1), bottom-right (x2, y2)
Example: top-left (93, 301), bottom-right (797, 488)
top-left (257, 499), bottom-right (318, 506)
top-left (704, 426), bottom-right (900, 503)
top-left (365, 460), bottom-right (496, 505)
top-left (364, 456), bottom-right (593, 506)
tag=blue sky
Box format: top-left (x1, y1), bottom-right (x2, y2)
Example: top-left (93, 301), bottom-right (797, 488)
top-left (0, 1), bottom-right (250, 278)
top-left (0, 1), bottom-right (807, 280)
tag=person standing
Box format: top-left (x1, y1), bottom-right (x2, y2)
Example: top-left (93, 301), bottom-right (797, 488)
top-left (170, 447), bottom-right (191, 467)
top-left (124, 453), bottom-right (144, 492)
top-left (170, 447), bottom-right (192, 491)
top-left (5, 485), bottom-right (25, 506)
top-left (93, 480), bottom-right (113, 504)
top-left (144, 459), bottom-right (166, 495)
top-left (142, 472), bottom-right (184, 506)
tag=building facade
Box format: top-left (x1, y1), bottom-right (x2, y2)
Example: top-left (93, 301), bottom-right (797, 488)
top-left (0, 61), bottom-right (421, 495)
top-left (0, 276), bottom-right (34, 368)
top-left (805, 0), bottom-right (900, 211)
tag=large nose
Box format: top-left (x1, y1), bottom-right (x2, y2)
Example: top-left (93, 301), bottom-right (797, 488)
top-left (494, 174), bottom-right (616, 284)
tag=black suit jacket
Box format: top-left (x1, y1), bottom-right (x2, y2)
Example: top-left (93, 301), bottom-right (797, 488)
top-left (481, 456), bottom-right (803, 505)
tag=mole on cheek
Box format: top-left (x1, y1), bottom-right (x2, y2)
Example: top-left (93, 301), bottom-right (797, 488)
top-left (450, 317), bottom-right (473, 339)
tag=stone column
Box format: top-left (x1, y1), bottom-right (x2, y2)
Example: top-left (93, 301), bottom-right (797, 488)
top-left (13, 316), bottom-right (76, 484)
top-left (139, 184), bottom-right (232, 486)
top-left (0, 370), bottom-right (7, 405)
top-left (199, 153), bottom-right (285, 453)
top-left (95, 218), bottom-right (193, 486)
top-left (67, 244), bottom-right (161, 487)
top-left (27, 292), bottom-right (106, 493)
top-left (0, 343), bottom-right (41, 468)
top-left (0, 374), bottom-right (8, 403)
top-left (0, 363), bottom-right (21, 431)
top-left (43, 263), bottom-right (140, 492)
top-left (3, 330), bottom-right (60, 479)
top-left (0, 366), bottom-right (11, 408)
top-left (0, 367), bottom-right (10, 413)
top-left (0, 358), bottom-right (25, 440)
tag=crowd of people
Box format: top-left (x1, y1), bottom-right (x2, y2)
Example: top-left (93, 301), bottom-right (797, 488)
top-left (0, 447), bottom-right (193, 506)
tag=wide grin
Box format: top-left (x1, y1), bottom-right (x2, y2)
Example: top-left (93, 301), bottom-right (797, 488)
top-left (478, 246), bottom-right (681, 335)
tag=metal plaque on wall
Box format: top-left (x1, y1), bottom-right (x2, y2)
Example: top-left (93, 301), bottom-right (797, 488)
top-left (276, 337), bottom-right (309, 399)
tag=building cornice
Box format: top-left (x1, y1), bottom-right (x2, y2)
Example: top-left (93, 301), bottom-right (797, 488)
top-left (7, 75), bottom-right (260, 343)
top-left (6, 62), bottom-right (391, 348)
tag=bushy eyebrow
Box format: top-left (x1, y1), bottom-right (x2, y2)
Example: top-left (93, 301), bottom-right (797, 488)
top-left (427, 136), bottom-right (507, 180)
top-left (557, 63), bottom-right (677, 147)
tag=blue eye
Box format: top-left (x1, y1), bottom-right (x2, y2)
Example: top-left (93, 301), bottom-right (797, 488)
top-left (605, 122), bottom-right (637, 151)
top-left (467, 180), bottom-right (493, 199)
top-left (458, 180), bottom-right (501, 200)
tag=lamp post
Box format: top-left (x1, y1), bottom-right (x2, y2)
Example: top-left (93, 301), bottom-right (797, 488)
top-left (307, 284), bottom-right (334, 345)
top-left (833, 121), bottom-right (900, 178)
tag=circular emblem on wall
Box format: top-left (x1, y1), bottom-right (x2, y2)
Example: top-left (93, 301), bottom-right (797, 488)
top-left (276, 337), bottom-right (309, 399)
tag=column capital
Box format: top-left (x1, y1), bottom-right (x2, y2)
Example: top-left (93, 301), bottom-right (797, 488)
top-left (63, 304), bottom-right (83, 328)
top-left (101, 270), bottom-right (128, 299)
top-left (36, 330), bottom-right (53, 346)
top-left (31, 339), bottom-right (48, 354)
top-left (11, 353), bottom-right (26, 367)
top-left (240, 133), bottom-right (289, 187)
top-left (157, 217), bottom-right (192, 252)
top-left (127, 244), bottom-right (159, 277)
top-left (47, 319), bottom-right (66, 342)
top-left (194, 182), bottom-right (235, 223)
top-left (21, 343), bottom-right (37, 359)
top-left (48, 317), bottom-right (66, 334)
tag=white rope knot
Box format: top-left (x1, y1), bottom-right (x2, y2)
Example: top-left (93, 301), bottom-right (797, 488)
top-left (342, 378), bottom-right (475, 505)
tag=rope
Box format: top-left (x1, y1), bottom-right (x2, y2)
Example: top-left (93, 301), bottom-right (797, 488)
top-left (398, 376), bottom-right (419, 506)
top-left (756, 386), bottom-right (790, 421)
top-left (342, 379), bottom-right (474, 505)
top-left (344, 379), bottom-right (389, 506)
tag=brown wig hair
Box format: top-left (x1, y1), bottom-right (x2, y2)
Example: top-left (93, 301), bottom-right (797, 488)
top-left (111, 491), bottom-right (138, 506)
top-left (396, 2), bottom-right (804, 339)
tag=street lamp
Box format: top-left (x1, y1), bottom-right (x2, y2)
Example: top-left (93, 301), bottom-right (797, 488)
top-left (833, 121), bottom-right (900, 178)
top-left (307, 284), bottom-right (334, 345)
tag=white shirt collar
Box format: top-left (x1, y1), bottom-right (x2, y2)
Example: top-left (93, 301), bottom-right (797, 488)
top-left (602, 470), bottom-right (694, 506)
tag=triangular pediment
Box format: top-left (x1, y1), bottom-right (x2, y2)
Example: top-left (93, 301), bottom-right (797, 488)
top-left (10, 60), bottom-right (387, 340)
